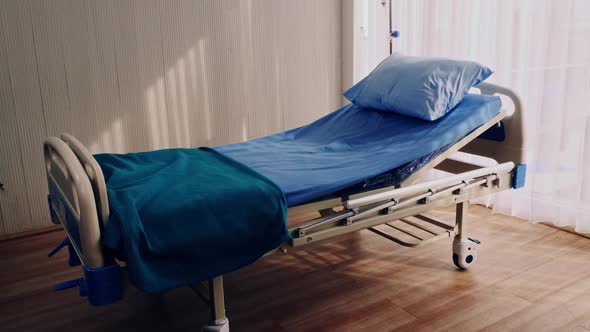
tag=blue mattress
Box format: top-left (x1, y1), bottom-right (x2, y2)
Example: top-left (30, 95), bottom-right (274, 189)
top-left (215, 94), bottom-right (502, 206)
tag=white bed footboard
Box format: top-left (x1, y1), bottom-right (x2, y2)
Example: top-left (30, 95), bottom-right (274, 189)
top-left (60, 133), bottom-right (110, 227)
top-left (44, 134), bottom-right (228, 326)
top-left (45, 135), bottom-right (125, 307)
top-left (44, 137), bottom-right (104, 268)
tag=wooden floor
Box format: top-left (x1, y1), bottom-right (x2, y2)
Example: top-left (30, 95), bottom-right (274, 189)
top-left (2, 205), bottom-right (590, 332)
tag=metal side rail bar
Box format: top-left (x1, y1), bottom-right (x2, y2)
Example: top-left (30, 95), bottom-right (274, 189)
top-left (345, 162), bottom-right (513, 209)
top-left (289, 162), bottom-right (514, 247)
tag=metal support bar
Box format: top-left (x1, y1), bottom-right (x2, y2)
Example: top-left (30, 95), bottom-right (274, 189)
top-left (295, 210), bottom-right (354, 237)
top-left (189, 281), bottom-right (210, 304)
top-left (368, 225), bottom-right (455, 248)
top-left (368, 227), bottom-right (414, 246)
top-left (389, 192), bottom-right (431, 212)
top-left (294, 188), bottom-right (436, 238)
top-left (347, 199), bottom-right (397, 222)
top-left (384, 223), bottom-right (424, 240)
top-left (345, 162), bottom-right (514, 209)
top-left (399, 218), bottom-right (439, 235)
top-left (208, 276), bottom-right (228, 326)
top-left (290, 171), bottom-right (512, 247)
top-left (470, 177), bottom-right (495, 189)
top-left (414, 214), bottom-right (455, 231)
top-left (456, 202), bottom-right (468, 241)
top-left (424, 182), bottom-right (466, 203)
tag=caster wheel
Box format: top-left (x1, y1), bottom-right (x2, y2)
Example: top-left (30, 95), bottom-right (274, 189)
top-left (452, 237), bottom-right (479, 269)
top-left (452, 253), bottom-right (461, 269)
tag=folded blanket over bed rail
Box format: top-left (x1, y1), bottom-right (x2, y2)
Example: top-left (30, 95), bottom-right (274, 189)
top-left (94, 148), bottom-right (289, 293)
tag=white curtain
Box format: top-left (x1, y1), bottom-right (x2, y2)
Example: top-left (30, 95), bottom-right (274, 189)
top-left (388, 0), bottom-right (590, 233)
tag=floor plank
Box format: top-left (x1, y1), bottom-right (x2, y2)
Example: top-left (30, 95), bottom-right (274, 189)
top-left (0, 205), bottom-right (589, 331)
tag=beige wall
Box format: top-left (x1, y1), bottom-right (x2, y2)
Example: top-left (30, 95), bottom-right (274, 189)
top-left (0, 0), bottom-right (343, 234)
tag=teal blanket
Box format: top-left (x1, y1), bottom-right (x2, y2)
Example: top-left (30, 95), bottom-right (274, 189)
top-left (94, 148), bottom-right (289, 293)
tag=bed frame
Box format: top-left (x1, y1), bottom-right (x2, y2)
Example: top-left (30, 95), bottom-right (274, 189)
top-left (43, 83), bottom-right (525, 331)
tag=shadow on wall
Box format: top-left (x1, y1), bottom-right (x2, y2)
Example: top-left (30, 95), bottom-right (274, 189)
top-left (0, 0), bottom-right (342, 232)
top-left (52, 0), bottom-right (343, 154)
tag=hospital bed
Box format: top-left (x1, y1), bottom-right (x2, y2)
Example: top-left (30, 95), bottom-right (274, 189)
top-left (43, 82), bottom-right (525, 331)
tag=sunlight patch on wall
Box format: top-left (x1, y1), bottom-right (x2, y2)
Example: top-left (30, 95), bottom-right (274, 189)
top-left (274, 54), bottom-right (283, 129)
top-left (176, 57), bottom-right (191, 147)
top-left (144, 39), bottom-right (214, 148)
top-left (144, 77), bottom-right (170, 150)
top-left (88, 118), bottom-right (125, 154)
top-left (241, 118), bottom-right (248, 141)
top-left (197, 40), bottom-right (212, 142)
top-left (165, 65), bottom-right (182, 146)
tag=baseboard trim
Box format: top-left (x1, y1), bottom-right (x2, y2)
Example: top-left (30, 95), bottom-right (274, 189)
top-left (541, 222), bottom-right (590, 240)
top-left (0, 224), bottom-right (62, 241)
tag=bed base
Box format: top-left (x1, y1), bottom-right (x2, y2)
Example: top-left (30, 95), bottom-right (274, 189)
top-left (43, 83), bottom-right (524, 331)
top-left (288, 162), bottom-right (512, 249)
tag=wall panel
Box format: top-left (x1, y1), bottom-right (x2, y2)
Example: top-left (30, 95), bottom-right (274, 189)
top-left (0, 1), bottom-right (30, 234)
top-left (0, 0), bottom-right (342, 234)
top-left (0, 0), bottom-right (50, 232)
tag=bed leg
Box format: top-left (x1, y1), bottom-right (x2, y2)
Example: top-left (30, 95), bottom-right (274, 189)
top-left (452, 202), bottom-right (479, 269)
top-left (202, 276), bottom-right (230, 332)
top-left (456, 202), bottom-right (467, 241)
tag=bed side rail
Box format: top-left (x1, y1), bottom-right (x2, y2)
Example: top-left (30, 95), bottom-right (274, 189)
top-left (289, 162), bottom-right (516, 247)
top-left (346, 162), bottom-right (514, 209)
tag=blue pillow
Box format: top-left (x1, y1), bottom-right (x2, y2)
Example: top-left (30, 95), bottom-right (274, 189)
top-left (344, 53), bottom-right (493, 121)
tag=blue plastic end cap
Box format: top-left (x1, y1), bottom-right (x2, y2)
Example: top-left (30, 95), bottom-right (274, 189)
top-left (83, 263), bottom-right (124, 306)
top-left (392, 30), bottom-right (400, 38)
top-left (513, 164), bottom-right (527, 189)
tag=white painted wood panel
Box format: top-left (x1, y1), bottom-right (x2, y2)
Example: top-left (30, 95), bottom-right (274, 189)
top-left (0, 0), bottom-right (342, 234)
top-left (0, 2), bottom-right (31, 235)
top-left (0, 0), bottom-right (50, 232)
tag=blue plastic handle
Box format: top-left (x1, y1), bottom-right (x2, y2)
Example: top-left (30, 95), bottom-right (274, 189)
top-left (48, 237), bottom-right (69, 257)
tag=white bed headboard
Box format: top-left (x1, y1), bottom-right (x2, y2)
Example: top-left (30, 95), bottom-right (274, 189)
top-left (461, 82), bottom-right (526, 165)
top-left (401, 83), bottom-right (525, 185)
